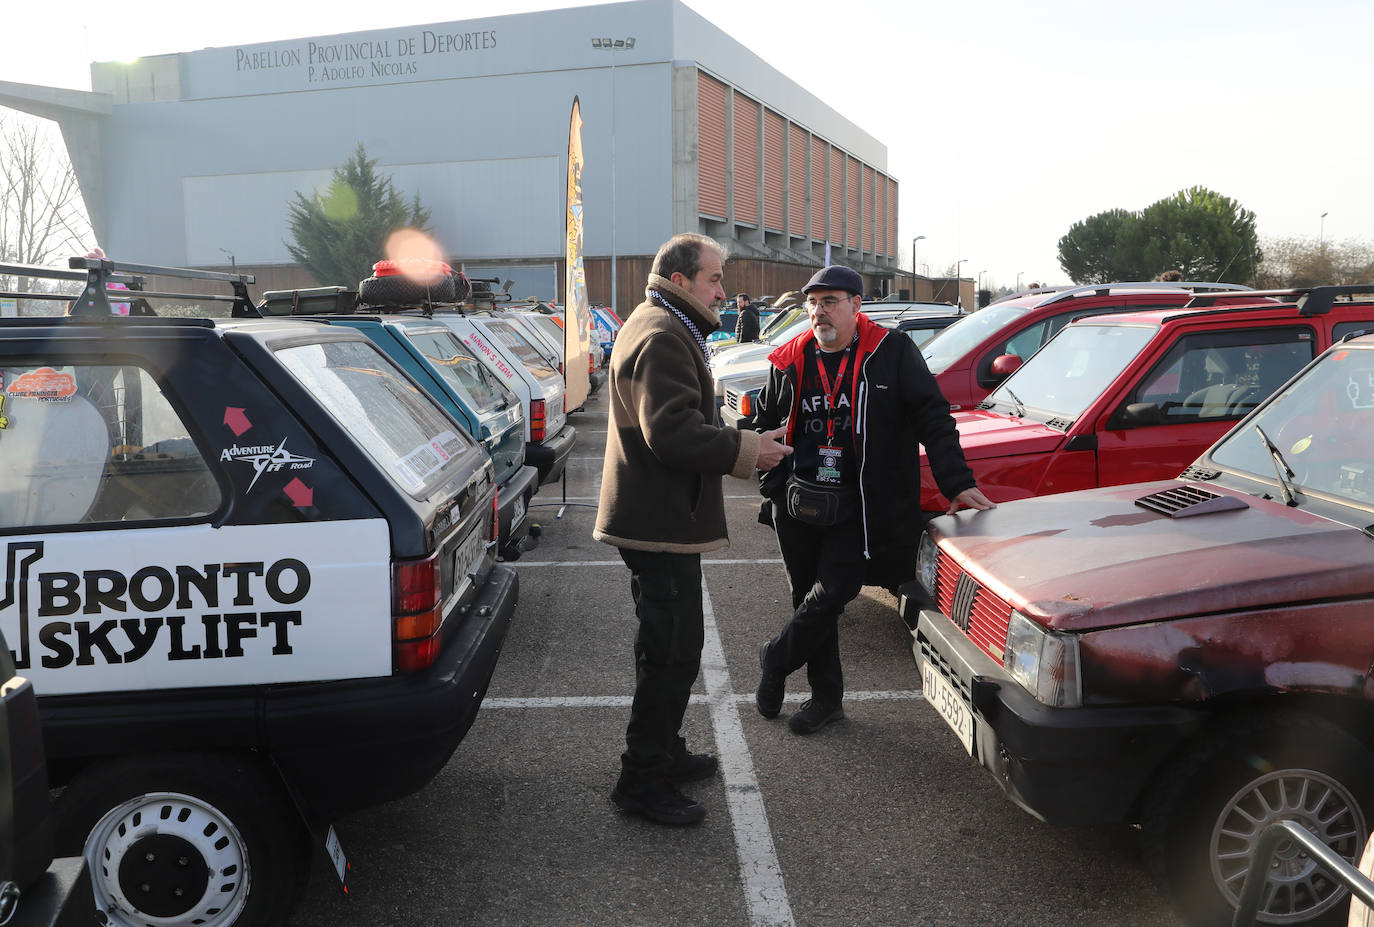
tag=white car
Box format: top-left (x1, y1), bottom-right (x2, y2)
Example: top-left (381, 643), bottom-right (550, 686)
top-left (433, 311), bottom-right (576, 486)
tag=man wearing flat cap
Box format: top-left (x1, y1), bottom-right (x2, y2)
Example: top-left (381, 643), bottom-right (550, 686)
top-left (752, 264), bottom-right (994, 734)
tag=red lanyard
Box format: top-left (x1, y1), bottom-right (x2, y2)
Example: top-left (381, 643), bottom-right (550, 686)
top-left (813, 346), bottom-right (852, 442)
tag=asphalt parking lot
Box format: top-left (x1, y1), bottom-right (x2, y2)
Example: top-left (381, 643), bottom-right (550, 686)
top-left (289, 387), bottom-right (1183, 927)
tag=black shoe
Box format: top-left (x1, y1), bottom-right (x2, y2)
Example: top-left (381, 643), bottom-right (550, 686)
top-left (665, 746), bottom-right (718, 783)
top-left (756, 642), bottom-right (785, 719)
top-left (788, 699), bottom-right (844, 735)
top-left (612, 775), bottom-right (707, 825)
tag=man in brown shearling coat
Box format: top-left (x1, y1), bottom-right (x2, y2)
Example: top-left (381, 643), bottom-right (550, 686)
top-left (595, 233), bottom-right (790, 825)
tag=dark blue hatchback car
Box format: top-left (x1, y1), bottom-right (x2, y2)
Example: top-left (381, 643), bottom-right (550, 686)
top-left (304, 314), bottom-right (540, 559)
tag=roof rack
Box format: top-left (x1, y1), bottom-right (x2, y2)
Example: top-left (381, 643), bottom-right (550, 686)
top-left (0, 257), bottom-right (260, 318)
top-left (1024, 281), bottom-right (1251, 309)
top-left (1185, 285), bottom-right (1374, 316)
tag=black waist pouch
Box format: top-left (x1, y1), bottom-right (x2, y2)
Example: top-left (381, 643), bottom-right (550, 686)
top-left (785, 476), bottom-right (859, 527)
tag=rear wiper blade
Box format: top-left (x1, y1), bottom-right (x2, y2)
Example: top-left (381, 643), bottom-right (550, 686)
top-left (1255, 424), bottom-right (1298, 507)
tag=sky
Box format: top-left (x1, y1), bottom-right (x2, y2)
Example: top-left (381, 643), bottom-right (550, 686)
top-left (4, 0), bottom-right (1373, 289)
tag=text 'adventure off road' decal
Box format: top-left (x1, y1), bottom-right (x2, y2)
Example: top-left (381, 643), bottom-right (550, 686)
top-left (1, 521), bottom-right (392, 695)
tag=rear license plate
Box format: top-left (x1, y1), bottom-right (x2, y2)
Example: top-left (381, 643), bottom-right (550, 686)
top-left (452, 523), bottom-right (486, 591)
top-left (510, 494), bottom-right (527, 530)
top-left (920, 657), bottom-right (974, 755)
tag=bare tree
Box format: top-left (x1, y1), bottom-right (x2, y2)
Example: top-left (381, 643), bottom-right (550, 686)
top-left (0, 111), bottom-right (94, 313)
top-left (1255, 236), bottom-right (1374, 289)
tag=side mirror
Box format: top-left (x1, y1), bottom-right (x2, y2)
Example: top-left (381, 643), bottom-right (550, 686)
top-left (989, 354), bottom-right (1023, 379)
top-left (1116, 402), bottom-right (1162, 427)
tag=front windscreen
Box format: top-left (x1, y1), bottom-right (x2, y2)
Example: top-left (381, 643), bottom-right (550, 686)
top-left (921, 301), bottom-right (1035, 374)
top-left (986, 324), bottom-right (1157, 420)
top-left (276, 340), bottom-right (473, 497)
top-left (1210, 343), bottom-right (1374, 506)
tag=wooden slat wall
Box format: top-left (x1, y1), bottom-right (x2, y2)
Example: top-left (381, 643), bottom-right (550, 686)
top-left (828, 146), bottom-right (843, 245)
top-left (878, 172), bottom-right (887, 256)
top-left (811, 138), bottom-right (828, 241)
top-left (846, 156), bottom-right (859, 249)
top-left (863, 165), bottom-right (875, 253)
top-left (788, 124), bottom-right (807, 237)
top-left (762, 109), bottom-right (785, 232)
top-left (733, 92), bottom-right (760, 224)
top-left (889, 178), bottom-right (899, 260)
top-left (698, 72), bottom-right (728, 219)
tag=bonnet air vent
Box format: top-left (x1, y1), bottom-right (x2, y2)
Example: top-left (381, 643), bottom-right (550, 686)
top-left (1180, 465), bottom-right (1222, 481)
top-left (1044, 417), bottom-right (1073, 432)
top-left (1134, 485), bottom-right (1249, 518)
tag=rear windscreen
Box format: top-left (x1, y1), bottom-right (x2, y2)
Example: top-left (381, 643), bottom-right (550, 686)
top-left (482, 319), bottom-right (558, 375)
top-left (276, 340), bottom-right (475, 497)
top-left (402, 326), bottom-right (513, 415)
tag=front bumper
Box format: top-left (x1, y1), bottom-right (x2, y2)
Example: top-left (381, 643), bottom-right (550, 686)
top-left (913, 607), bottom-right (1205, 826)
top-left (720, 404), bottom-right (755, 431)
top-left (526, 424), bottom-right (577, 486)
top-left (497, 464), bottom-right (540, 559)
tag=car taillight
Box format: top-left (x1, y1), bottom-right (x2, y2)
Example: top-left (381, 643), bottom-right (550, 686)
top-left (559, 361), bottom-right (565, 376)
top-left (530, 398), bottom-right (547, 441)
top-left (393, 551), bottom-right (442, 672)
top-left (491, 489), bottom-right (500, 542)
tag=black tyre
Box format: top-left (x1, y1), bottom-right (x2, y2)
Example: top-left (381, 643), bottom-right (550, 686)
top-left (1141, 713), bottom-right (1374, 927)
top-left (359, 271), bottom-right (456, 307)
top-left (54, 752), bottom-right (310, 927)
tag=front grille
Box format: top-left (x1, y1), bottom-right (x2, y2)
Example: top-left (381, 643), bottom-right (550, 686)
top-left (934, 550), bottom-right (1012, 663)
top-left (724, 387), bottom-right (742, 412)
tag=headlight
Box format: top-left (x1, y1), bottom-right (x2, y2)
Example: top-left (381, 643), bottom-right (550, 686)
top-left (916, 531), bottom-right (939, 597)
top-left (1004, 610), bottom-right (1081, 708)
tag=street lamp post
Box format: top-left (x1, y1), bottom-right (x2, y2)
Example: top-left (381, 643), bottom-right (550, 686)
top-left (591, 36), bottom-right (636, 314)
top-left (1016, 271), bottom-right (1024, 291)
top-left (955, 259), bottom-right (966, 308)
top-left (911, 235), bottom-right (925, 298)
top-left (977, 269), bottom-right (986, 293)
top-left (1321, 211), bottom-right (1329, 247)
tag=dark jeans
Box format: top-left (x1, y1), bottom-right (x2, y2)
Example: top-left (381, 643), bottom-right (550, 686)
top-left (764, 505), bottom-right (866, 706)
top-left (618, 548), bottom-right (705, 778)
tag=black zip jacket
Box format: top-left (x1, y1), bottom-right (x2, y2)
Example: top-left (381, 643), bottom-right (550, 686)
top-left (754, 312), bottom-right (977, 563)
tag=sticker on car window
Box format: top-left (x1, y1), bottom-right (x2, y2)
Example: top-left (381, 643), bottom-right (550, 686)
top-left (221, 437), bottom-right (316, 490)
top-left (6, 366), bottom-right (77, 402)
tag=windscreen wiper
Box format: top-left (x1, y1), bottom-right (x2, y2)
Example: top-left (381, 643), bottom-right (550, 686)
top-left (1255, 424), bottom-right (1298, 507)
top-left (1001, 386), bottom-right (1026, 418)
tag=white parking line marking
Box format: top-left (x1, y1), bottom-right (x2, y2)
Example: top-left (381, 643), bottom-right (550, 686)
top-left (511, 559), bottom-right (785, 567)
top-left (482, 691), bottom-right (925, 710)
top-left (700, 576), bottom-right (795, 927)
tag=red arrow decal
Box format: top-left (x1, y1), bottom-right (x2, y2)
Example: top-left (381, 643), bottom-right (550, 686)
top-left (224, 407), bottom-right (252, 436)
top-left (284, 478), bottom-right (314, 508)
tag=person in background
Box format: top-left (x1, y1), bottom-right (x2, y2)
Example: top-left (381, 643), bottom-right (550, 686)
top-left (595, 233), bottom-right (791, 824)
top-left (1159, 269), bottom-right (1185, 282)
top-left (734, 292), bottom-right (760, 344)
top-left (752, 264), bottom-right (994, 735)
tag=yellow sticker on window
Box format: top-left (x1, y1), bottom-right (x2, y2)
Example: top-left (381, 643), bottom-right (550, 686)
top-left (1291, 436), bottom-right (1312, 455)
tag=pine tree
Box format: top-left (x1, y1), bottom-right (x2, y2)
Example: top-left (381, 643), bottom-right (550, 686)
top-left (285, 143), bottom-right (432, 287)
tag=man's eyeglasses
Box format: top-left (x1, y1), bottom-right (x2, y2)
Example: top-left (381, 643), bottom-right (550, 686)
top-left (805, 295), bottom-right (855, 310)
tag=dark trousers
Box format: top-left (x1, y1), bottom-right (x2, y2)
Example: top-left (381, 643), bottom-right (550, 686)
top-left (618, 548), bottom-right (705, 778)
top-left (764, 505), bottom-right (866, 706)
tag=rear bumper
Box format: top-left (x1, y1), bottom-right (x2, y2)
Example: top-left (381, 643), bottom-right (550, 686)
top-left (913, 607), bottom-right (1205, 826)
top-left (526, 424), bottom-right (577, 486)
top-left (267, 563), bottom-right (519, 820)
top-left (497, 464), bottom-right (540, 559)
top-left (40, 564), bottom-right (520, 824)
